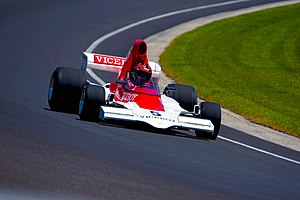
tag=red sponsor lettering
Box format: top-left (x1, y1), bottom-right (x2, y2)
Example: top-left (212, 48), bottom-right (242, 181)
top-left (94, 54), bottom-right (125, 66)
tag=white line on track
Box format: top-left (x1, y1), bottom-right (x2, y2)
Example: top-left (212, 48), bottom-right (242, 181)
top-left (85, 0), bottom-right (300, 165)
top-left (219, 136), bottom-right (300, 165)
top-left (86, 68), bottom-right (106, 85)
top-left (86, 0), bottom-right (250, 53)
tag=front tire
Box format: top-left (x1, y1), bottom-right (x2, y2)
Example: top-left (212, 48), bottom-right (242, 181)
top-left (163, 84), bottom-right (197, 112)
top-left (195, 102), bottom-right (221, 140)
top-left (48, 67), bottom-right (86, 113)
top-left (79, 84), bottom-right (106, 122)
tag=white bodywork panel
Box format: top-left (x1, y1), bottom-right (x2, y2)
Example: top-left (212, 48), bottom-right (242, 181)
top-left (100, 92), bottom-right (214, 132)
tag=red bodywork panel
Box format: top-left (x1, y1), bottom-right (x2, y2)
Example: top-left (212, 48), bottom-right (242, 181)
top-left (117, 40), bottom-right (149, 80)
top-left (109, 81), bottom-right (164, 111)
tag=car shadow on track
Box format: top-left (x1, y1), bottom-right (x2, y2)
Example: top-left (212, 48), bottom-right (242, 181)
top-left (45, 107), bottom-right (210, 141)
top-left (93, 119), bottom-right (210, 141)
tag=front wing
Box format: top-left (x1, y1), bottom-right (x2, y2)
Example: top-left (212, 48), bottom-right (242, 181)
top-left (99, 106), bottom-right (214, 133)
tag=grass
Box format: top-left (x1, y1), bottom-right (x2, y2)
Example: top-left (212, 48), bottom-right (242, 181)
top-left (160, 3), bottom-right (300, 137)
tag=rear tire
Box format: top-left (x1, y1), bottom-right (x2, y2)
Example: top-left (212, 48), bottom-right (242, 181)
top-left (79, 84), bottom-right (106, 122)
top-left (48, 67), bottom-right (86, 113)
top-left (163, 84), bottom-right (197, 112)
top-left (195, 102), bottom-right (221, 140)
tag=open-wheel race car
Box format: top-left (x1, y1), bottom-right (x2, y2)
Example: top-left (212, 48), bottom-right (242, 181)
top-left (48, 50), bottom-right (221, 140)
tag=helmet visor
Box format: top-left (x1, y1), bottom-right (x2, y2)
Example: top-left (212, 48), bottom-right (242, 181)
top-left (134, 69), bottom-right (151, 82)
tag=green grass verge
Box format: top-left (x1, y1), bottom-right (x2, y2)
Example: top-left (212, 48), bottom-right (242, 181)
top-left (160, 4), bottom-right (300, 137)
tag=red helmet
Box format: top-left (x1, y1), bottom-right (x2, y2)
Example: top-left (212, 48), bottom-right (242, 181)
top-left (132, 63), bottom-right (152, 83)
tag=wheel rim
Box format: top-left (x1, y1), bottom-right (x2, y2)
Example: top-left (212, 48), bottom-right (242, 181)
top-left (78, 89), bottom-right (85, 115)
top-left (48, 76), bottom-right (54, 101)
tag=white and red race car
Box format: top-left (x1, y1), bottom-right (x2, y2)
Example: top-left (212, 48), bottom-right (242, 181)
top-left (48, 52), bottom-right (221, 140)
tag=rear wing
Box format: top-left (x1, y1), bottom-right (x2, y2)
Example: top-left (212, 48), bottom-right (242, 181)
top-left (81, 52), bottom-right (161, 82)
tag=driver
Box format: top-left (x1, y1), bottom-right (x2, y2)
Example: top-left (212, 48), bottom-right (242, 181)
top-left (131, 63), bottom-right (152, 84)
top-left (117, 39), bottom-right (149, 81)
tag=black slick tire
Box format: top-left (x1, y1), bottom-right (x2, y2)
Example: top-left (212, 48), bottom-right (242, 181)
top-left (195, 102), bottom-right (221, 140)
top-left (163, 84), bottom-right (197, 112)
top-left (79, 84), bottom-right (105, 122)
top-left (48, 67), bottom-right (86, 113)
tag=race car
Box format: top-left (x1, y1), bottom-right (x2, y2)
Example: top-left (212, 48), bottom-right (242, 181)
top-left (48, 52), bottom-right (221, 140)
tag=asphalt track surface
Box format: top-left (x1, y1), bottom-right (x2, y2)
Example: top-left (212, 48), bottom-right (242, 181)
top-left (0, 0), bottom-right (299, 199)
